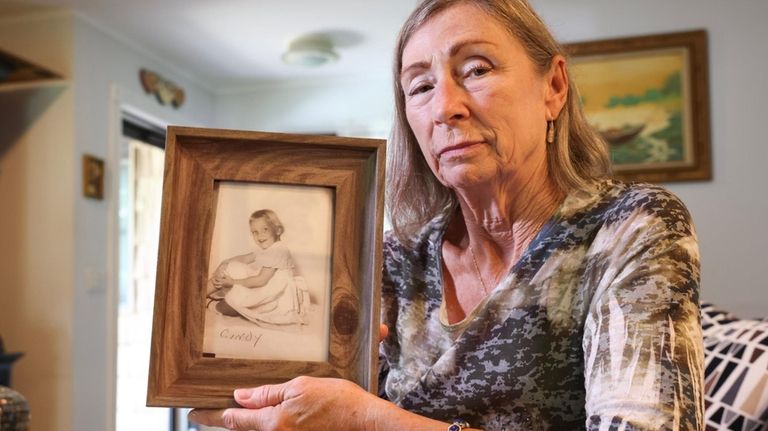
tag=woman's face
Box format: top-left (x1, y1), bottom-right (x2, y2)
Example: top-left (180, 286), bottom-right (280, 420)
top-left (250, 217), bottom-right (276, 250)
top-left (401, 3), bottom-right (559, 190)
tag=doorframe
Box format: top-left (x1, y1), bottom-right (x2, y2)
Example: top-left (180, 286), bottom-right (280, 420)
top-left (105, 84), bottom-right (170, 431)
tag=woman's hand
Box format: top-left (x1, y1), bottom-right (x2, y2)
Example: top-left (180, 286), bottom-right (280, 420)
top-left (189, 326), bottom-right (392, 430)
top-left (188, 376), bottom-right (386, 431)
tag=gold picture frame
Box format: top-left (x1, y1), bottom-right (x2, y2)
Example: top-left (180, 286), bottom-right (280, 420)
top-left (566, 29), bottom-right (712, 183)
top-left (82, 154), bottom-right (105, 200)
top-left (146, 126), bottom-right (386, 408)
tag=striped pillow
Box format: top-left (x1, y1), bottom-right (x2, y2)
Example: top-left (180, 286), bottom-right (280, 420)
top-left (701, 303), bottom-right (768, 430)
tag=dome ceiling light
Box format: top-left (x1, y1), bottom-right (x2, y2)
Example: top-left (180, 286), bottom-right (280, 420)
top-left (282, 34), bottom-right (339, 67)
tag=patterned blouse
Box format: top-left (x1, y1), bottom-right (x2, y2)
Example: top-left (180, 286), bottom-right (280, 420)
top-left (379, 180), bottom-right (704, 430)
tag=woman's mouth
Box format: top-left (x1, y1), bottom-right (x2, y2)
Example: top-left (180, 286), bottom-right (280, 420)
top-left (438, 141), bottom-right (485, 159)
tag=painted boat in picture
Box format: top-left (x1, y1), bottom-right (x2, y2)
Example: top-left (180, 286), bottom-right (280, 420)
top-left (599, 124), bottom-right (646, 146)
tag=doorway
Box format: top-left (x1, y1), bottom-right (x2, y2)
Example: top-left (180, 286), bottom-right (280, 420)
top-left (115, 114), bottom-right (194, 431)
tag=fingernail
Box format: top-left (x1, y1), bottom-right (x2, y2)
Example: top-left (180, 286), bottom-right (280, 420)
top-left (234, 388), bottom-right (252, 399)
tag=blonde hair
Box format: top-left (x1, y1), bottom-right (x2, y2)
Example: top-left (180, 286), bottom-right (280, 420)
top-left (387, 0), bottom-right (610, 242)
top-left (249, 209), bottom-right (284, 240)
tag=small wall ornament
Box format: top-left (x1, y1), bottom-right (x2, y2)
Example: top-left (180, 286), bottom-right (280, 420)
top-left (139, 68), bottom-right (185, 109)
top-left (82, 154), bottom-right (105, 200)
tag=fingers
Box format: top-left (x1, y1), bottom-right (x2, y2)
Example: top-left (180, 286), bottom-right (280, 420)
top-left (188, 384), bottom-right (290, 430)
top-left (379, 324), bottom-right (389, 342)
top-left (188, 409), bottom-right (232, 428)
top-left (234, 384), bottom-right (286, 409)
top-left (189, 378), bottom-right (366, 430)
top-left (188, 407), bottom-right (275, 431)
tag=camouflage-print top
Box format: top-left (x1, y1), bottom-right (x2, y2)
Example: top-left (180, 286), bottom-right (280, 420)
top-left (379, 180), bottom-right (704, 431)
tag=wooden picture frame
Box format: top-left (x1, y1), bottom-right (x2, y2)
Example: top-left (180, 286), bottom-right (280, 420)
top-left (147, 126), bottom-right (386, 408)
top-left (566, 29), bottom-right (711, 183)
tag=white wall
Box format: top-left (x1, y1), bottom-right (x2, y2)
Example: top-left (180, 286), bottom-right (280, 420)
top-left (71, 13), bottom-right (215, 431)
top-left (214, 74), bottom-right (394, 138)
top-left (215, 0), bottom-right (768, 318)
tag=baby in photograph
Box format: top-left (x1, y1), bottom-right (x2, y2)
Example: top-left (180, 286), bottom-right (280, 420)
top-left (207, 209), bottom-right (310, 326)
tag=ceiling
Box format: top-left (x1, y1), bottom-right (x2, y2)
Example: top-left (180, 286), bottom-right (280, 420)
top-left (2, 0), bottom-right (420, 91)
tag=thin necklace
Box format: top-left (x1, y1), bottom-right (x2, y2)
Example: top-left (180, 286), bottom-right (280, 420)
top-left (468, 245), bottom-right (490, 295)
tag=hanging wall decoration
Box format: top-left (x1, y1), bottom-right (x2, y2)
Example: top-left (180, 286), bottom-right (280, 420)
top-left (82, 154), bottom-right (105, 200)
top-left (139, 68), bottom-right (185, 109)
top-left (566, 30), bottom-right (711, 183)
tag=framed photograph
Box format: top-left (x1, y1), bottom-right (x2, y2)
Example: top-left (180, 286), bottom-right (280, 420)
top-left (82, 154), bottom-right (105, 200)
top-left (566, 29), bottom-right (711, 182)
top-left (146, 126), bottom-right (386, 408)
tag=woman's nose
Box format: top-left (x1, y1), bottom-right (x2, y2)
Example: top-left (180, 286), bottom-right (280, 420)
top-left (432, 78), bottom-right (469, 125)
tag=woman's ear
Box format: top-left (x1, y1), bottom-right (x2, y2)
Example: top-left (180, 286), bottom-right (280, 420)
top-left (544, 55), bottom-right (568, 120)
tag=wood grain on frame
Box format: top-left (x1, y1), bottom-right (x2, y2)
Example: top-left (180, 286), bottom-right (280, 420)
top-left (147, 127), bottom-right (386, 408)
top-left (566, 29), bottom-right (711, 183)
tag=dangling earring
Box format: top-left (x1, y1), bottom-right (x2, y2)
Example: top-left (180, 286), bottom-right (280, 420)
top-left (546, 119), bottom-right (555, 144)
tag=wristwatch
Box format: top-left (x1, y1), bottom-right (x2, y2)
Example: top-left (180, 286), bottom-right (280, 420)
top-left (447, 419), bottom-right (470, 431)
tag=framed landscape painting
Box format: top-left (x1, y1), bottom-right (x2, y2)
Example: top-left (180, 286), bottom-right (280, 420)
top-left (566, 30), bottom-right (712, 183)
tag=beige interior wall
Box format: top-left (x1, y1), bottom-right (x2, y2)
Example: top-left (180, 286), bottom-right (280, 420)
top-left (0, 10), bottom-right (74, 431)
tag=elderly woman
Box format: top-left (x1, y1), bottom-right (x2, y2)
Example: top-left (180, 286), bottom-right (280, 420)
top-left (191, 0), bottom-right (704, 429)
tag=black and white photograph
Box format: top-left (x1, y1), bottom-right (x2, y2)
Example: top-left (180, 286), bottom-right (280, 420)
top-left (146, 127), bottom-right (384, 408)
top-left (202, 181), bottom-right (333, 362)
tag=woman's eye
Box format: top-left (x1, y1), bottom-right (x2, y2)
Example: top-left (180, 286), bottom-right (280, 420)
top-left (466, 64), bottom-right (491, 77)
top-left (408, 83), bottom-right (433, 96)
